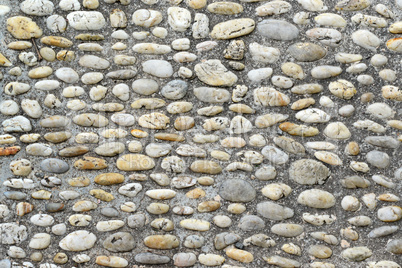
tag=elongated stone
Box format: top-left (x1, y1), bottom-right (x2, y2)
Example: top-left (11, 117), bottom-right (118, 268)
top-left (210, 18), bottom-right (255, 39)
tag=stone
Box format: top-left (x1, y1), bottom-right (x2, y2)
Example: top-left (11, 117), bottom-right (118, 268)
top-left (7, 16), bottom-right (43, 39)
top-left (116, 154), bottom-right (155, 171)
top-left (40, 158), bottom-right (69, 174)
top-left (288, 43), bottom-right (327, 62)
top-left (256, 1), bottom-right (292, 15)
top-left (271, 224), bottom-right (304, 237)
top-left (199, 254), bottom-right (225, 266)
top-left (103, 232), bottom-right (135, 252)
top-left (226, 248), bottom-right (253, 263)
top-left (342, 247), bottom-right (372, 261)
top-left (67, 11), bottom-right (105, 30)
top-left (261, 183), bottom-right (292, 200)
top-left (324, 122), bottom-right (351, 139)
top-left (59, 231), bottom-right (96, 251)
top-left (96, 256), bottom-right (128, 267)
top-left (238, 215), bottom-right (265, 231)
top-left (261, 146), bottom-right (289, 165)
top-left (132, 9), bottom-right (162, 27)
top-left (257, 19), bottom-right (299, 40)
top-left (367, 103), bottom-right (394, 119)
top-left (29, 233), bottom-right (51, 249)
top-left (20, 0), bottom-right (54, 16)
top-left (298, 190), bottom-right (336, 209)
top-left (135, 253), bottom-right (170, 265)
top-left (195, 60), bottom-right (237, 87)
top-left (263, 255), bottom-right (301, 267)
top-left (142, 60), bottom-right (173, 78)
top-left (161, 80), bottom-right (188, 100)
top-left (257, 201), bottom-right (294, 220)
top-left (366, 150), bottom-right (390, 168)
top-left (0, 223), bottom-right (28, 244)
top-left (386, 239), bottom-right (402, 254)
top-left (173, 253), bottom-right (196, 267)
top-left (249, 43), bottom-right (280, 63)
top-left (180, 219), bottom-right (210, 231)
top-left (144, 235), bottom-right (179, 249)
top-left (387, 38), bottom-right (402, 53)
top-left (211, 18), bottom-right (255, 39)
top-left (377, 206), bottom-right (402, 222)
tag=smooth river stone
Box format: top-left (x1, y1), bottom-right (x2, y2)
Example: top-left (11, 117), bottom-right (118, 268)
top-left (142, 60), bottom-right (173, 78)
top-left (79, 55), bottom-right (110, 69)
top-left (219, 179), bottom-right (256, 202)
top-left (194, 60), bottom-right (238, 87)
top-left (95, 173), bottom-right (124, 185)
top-left (288, 43), bottom-right (327, 61)
top-left (40, 158), bottom-right (69, 174)
top-left (257, 19), bottom-right (299, 40)
top-left (298, 189), bottom-right (336, 209)
top-left (59, 231), bottom-right (96, 251)
top-left (67, 11), bottom-right (106, 30)
top-left (135, 253), bottom-right (170, 265)
top-left (271, 224), bottom-right (304, 237)
top-left (257, 201), bottom-right (294, 220)
top-left (144, 235), bottom-right (180, 249)
top-left (210, 18), bottom-right (255, 39)
top-left (190, 160), bottom-right (222, 174)
top-left (194, 87), bottom-right (230, 103)
top-left (116, 154), bottom-right (155, 171)
top-left (73, 113), bottom-right (109, 127)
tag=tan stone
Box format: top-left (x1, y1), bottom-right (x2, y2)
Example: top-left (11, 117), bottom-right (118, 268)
top-left (74, 157), bottom-right (107, 170)
top-left (198, 201), bottom-right (220, 212)
top-left (144, 235), bottom-right (180, 249)
top-left (279, 122), bottom-right (319, 137)
top-left (41, 36), bottom-right (73, 48)
top-left (116, 154), bottom-right (155, 171)
top-left (186, 188), bottom-right (206, 199)
top-left (90, 189), bottom-right (114, 202)
top-left (28, 67), bottom-right (53, 79)
top-left (7, 16), bottom-right (43, 39)
top-left (94, 173), bottom-right (124, 185)
top-left (190, 160), bottom-right (222, 174)
top-left (226, 248), bottom-right (253, 263)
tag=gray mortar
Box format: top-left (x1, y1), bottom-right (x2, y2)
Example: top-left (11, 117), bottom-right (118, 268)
top-left (0, 0), bottom-right (401, 267)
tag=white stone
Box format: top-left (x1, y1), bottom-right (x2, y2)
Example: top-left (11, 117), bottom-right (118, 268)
top-left (59, 231), bottom-right (97, 251)
top-left (168, 7), bottom-right (191, 32)
top-left (67, 11), bottom-right (106, 30)
top-left (142, 60), bottom-right (173, 78)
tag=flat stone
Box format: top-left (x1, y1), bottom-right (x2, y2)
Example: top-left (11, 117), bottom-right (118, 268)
top-left (211, 18), bottom-right (255, 39)
top-left (59, 231), bottom-right (96, 251)
top-left (191, 160), bottom-right (222, 174)
top-left (103, 232), bottom-right (135, 252)
top-left (67, 11), bottom-right (106, 30)
top-left (257, 19), bottom-right (299, 40)
top-left (40, 158), bottom-right (69, 174)
top-left (79, 55), bottom-right (110, 69)
top-left (7, 16), bottom-right (43, 39)
top-left (342, 247), bottom-right (372, 261)
top-left (298, 189), bottom-right (336, 209)
top-left (144, 235), bottom-right (179, 249)
top-left (288, 43), bottom-right (327, 62)
top-left (96, 256), bottom-right (128, 268)
top-left (238, 215), bottom-right (265, 232)
top-left (257, 201), bottom-right (294, 220)
top-left (271, 224), bottom-right (304, 237)
top-left (289, 159), bottom-right (330, 185)
top-left (142, 60), bottom-right (173, 78)
top-left (161, 80), bottom-right (188, 100)
top-left (116, 154), bottom-right (155, 171)
top-left (195, 60), bottom-right (238, 87)
top-left (366, 150), bottom-right (390, 168)
top-left (217, 178), bottom-right (257, 202)
top-left (135, 253), bottom-right (170, 265)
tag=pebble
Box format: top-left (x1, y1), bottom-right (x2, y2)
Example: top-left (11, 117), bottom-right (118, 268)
top-left (249, 42), bottom-right (280, 63)
top-left (144, 234), bottom-right (179, 249)
top-left (199, 254), bottom-right (225, 266)
top-left (142, 60), bottom-right (173, 78)
top-left (67, 11), bottom-right (105, 30)
top-left (257, 201), bottom-right (294, 220)
top-left (386, 239), bottom-right (402, 254)
top-left (257, 19), bottom-right (299, 40)
top-left (0, 100), bottom-right (19, 115)
top-left (342, 247), bottom-right (372, 262)
top-left (298, 189), bottom-right (335, 208)
top-left (6, 16), bottom-right (43, 39)
top-left (135, 253), bottom-right (170, 265)
top-left (263, 255), bottom-right (301, 267)
top-left (29, 233), bottom-right (51, 249)
top-left (211, 18), bottom-right (255, 39)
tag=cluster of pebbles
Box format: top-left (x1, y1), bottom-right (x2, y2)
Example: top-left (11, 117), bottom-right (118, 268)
top-left (0, 0), bottom-right (401, 267)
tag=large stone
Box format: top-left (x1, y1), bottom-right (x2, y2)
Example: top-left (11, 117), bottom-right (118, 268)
top-left (298, 189), bottom-right (336, 209)
top-left (210, 18), bottom-right (255, 39)
top-left (257, 19), bottom-right (299, 40)
top-left (59, 231), bottom-right (96, 251)
top-left (195, 60), bottom-right (238, 87)
top-left (219, 179), bottom-right (256, 202)
top-left (103, 232), bottom-right (135, 252)
top-left (257, 201), bottom-right (294, 220)
top-left (0, 223), bottom-right (28, 244)
top-left (288, 43), bottom-right (327, 62)
top-left (116, 154), bottom-right (155, 171)
top-left (67, 11), bottom-right (106, 30)
top-left (289, 159), bottom-right (330, 185)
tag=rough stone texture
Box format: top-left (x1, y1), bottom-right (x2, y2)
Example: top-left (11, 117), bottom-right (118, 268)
top-left (0, 0), bottom-right (401, 267)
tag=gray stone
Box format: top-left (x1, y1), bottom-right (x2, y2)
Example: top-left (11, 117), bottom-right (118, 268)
top-left (257, 201), bottom-right (294, 220)
top-left (128, 214), bottom-right (147, 229)
top-left (366, 150), bottom-right (390, 168)
top-left (368, 226), bottom-right (399, 238)
top-left (365, 136), bottom-right (399, 149)
top-left (40, 158), bottom-right (69, 174)
top-left (261, 146), bottom-right (289, 165)
top-left (0, 223), bottom-right (28, 244)
top-left (214, 232), bottom-right (241, 250)
top-left (101, 207), bottom-right (119, 218)
top-left (238, 215), bottom-right (265, 231)
top-left (289, 159), bottom-right (330, 185)
top-left (135, 253), bottom-right (170, 264)
top-left (271, 224), bottom-right (304, 237)
top-left (257, 19), bottom-right (299, 40)
top-left (288, 43), bottom-right (327, 62)
top-left (103, 232), bottom-right (135, 252)
top-left (161, 80), bottom-right (188, 100)
top-left (194, 87), bottom-right (230, 103)
top-left (386, 239), bottom-right (402, 254)
top-left (219, 179), bottom-right (256, 202)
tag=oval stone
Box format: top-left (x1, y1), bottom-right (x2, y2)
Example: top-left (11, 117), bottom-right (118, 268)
top-left (298, 189), bottom-right (336, 209)
top-left (257, 19), bottom-right (299, 40)
top-left (288, 43), bottom-right (327, 62)
top-left (210, 18), bottom-right (255, 39)
top-left (219, 179), bottom-right (256, 202)
top-left (116, 154), bottom-right (155, 171)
